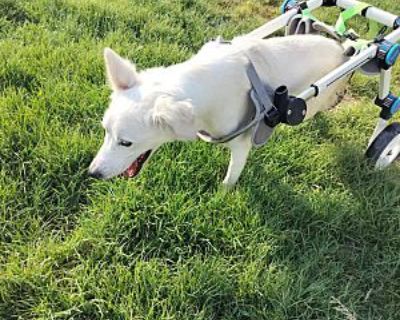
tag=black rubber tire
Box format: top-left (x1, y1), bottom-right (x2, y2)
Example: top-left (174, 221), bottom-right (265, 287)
top-left (366, 122), bottom-right (400, 166)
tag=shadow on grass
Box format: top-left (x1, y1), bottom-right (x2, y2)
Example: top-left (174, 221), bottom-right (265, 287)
top-left (0, 0), bottom-right (39, 25)
top-left (0, 68), bottom-right (38, 93)
top-left (237, 137), bottom-right (400, 318)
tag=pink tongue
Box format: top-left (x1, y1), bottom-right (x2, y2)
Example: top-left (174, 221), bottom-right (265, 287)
top-left (124, 161), bottom-right (139, 178)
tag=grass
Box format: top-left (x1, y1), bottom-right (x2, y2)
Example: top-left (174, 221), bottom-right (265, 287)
top-left (1, 0), bottom-right (400, 319)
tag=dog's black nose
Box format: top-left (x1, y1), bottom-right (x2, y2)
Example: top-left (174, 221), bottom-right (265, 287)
top-left (88, 170), bottom-right (104, 179)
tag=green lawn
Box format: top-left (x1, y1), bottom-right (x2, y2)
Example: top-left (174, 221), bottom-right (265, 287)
top-left (1, 0), bottom-right (400, 319)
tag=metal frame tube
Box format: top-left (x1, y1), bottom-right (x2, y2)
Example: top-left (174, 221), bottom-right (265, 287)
top-left (299, 27), bottom-right (400, 101)
top-left (337, 0), bottom-right (398, 27)
top-left (243, 0), bottom-right (400, 150)
top-left (313, 46), bottom-right (377, 91)
top-left (298, 45), bottom-right (378, 100)
top-left (246, 0), bottom-right (324, 39)
top-left (368, 70), bottom-right (392, 146)
top-left (307, 0), bottom-right (324, 10)
top-left (384, 26), bottom-right (400, 42)
top-left (379, 69), bottom-right (392, 100)
top-left (247, 0), bottom-right (399, 40)
top-left (245, 0), bottom-right (400, 103)
top-left (246, 8), bottom-right (299, 39)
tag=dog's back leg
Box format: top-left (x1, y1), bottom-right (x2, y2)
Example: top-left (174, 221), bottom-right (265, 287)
top-left (223, 133), bottom-right (252, 189)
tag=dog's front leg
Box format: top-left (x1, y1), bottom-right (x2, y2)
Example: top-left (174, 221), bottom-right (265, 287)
top-left (223, 135), bottom-right (252, 189)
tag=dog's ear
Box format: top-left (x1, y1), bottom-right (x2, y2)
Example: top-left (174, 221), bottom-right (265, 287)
top-left (104, 48), bottom-right (139, 91)
top-left (151, 96), bottom-right (194, 138)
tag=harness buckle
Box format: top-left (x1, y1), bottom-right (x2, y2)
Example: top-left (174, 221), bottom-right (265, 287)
top-left (263, 106), bottom-right (281, 128)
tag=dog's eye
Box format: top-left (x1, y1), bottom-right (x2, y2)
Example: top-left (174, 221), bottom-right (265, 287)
top-left (119, 140), bottom-right (133, 147)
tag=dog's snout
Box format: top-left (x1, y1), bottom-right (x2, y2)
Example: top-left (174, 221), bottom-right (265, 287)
top-left (88, 170), bottom-right (104, 179)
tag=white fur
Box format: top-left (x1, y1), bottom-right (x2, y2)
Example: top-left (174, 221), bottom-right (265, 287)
top-left (89, 35), bottom-right (348, 187)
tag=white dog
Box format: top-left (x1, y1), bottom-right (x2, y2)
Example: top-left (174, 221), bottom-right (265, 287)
top-left (89, 35), bottom-right (347, 187)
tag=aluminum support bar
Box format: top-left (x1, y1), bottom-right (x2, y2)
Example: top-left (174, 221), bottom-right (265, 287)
top-left (379, 69), bottom-right (392, 100)
top-left (337, 0), bottom-right (398, 28)
top-left (246, 0), bottom-right (323, 39)
top-left (385, 26), bottom-right (400, 43)
top-left (246, 8), bottom-right (299, 39)
top-left (299, 45), bottom-right (378, 100)
top-left (307, 0), bottom-right (324, 10)
top-left (299, 27), bottom-right (400, 101)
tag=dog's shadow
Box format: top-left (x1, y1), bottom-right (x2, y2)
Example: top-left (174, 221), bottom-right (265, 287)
top-left (235, 123), bottom-right (400, 309)
top-left (241, 112), bottom-right (400, 247)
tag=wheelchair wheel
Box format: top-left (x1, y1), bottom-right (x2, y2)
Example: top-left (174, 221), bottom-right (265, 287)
top-left (366, 122), bottom-right (400, 169)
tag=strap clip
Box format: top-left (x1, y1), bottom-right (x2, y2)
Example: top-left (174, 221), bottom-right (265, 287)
top-left (263, 106), bottom-right (281, 128)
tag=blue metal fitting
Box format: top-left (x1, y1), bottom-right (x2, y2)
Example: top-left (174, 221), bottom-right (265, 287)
top-left (377, 40), bottom-right (400, 70)
top-left (375, 93), bottom-right (400, 120)
top-left (390, 96), bottom-right (400, 115)
top-left (280, 0), bottom-right (299, 14)
top-left (386, 44), bottom-right (400, 66)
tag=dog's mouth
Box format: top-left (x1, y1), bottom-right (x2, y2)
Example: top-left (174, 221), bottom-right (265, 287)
top-left (123, 150), bottom-right (152, 178)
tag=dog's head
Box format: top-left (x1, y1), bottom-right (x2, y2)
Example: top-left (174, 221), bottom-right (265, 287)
top-left (89, 48), bottom-right (194, 179)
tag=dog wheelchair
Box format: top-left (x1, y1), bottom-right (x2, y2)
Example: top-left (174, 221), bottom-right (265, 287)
top-left (208, 0), bottom-right (400, 169)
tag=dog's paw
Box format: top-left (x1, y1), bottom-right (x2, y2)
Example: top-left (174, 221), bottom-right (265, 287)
top-left (221, 181), bottom-right (236, 192)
